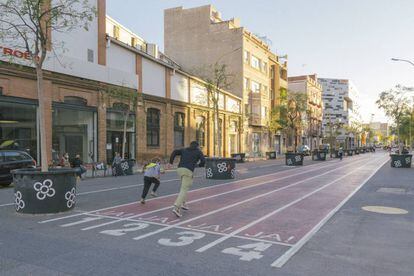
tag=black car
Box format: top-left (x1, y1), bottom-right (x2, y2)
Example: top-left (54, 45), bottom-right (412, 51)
top-left (0, 150), bottom-right (36, 187)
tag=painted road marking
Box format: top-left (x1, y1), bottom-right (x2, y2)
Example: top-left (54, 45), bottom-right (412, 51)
top-left (131, 157), bottom-right (369, 242)
top-left (79, 159), bottom-right (354, 231)
top-left (40, 156), bottom-right (355, 224)
top-left (195, 157), bottom-right (382, 253)
top-left (361, 205), bottom-right (409, 215)
top-left (271, 156), bottom-right (388, 268)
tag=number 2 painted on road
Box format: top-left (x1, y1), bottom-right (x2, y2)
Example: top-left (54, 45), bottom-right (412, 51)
top-left (158, 231), bottom-right (205, 247)
top-left (100, 223), bottom-right (149, 236)
top-left (222, 242), bottom-right (272, 261)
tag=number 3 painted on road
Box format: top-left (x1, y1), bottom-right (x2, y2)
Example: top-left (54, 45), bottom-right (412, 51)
top-left (222, 242), bottom-right (272, 261)
top-left (158, 231), bottom-right (205, 247)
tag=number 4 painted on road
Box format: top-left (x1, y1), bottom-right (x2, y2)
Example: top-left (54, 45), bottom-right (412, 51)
top-left (222, 242), bottom-right (272, 261)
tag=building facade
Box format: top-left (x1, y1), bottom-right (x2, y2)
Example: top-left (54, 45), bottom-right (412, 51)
top-left (319, 78), bottom-right (360, 148)
top-left (288, 74), bottom-right (323, 150)
top-left (0, 0), bottom-right (242, 166)
top-left (164, 5), bottom-right (288, 157)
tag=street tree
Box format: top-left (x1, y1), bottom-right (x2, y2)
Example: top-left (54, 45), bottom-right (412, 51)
top-left (376, 85), bottom-right (413, 145)
top-left (0, 0), bottom-right (96, 171)
top-left (194, 63), bottom-right (233, 157)
top-left (271, 91), bottom-right (307, 152)
top-left (105, 86), bottom-right (138, 159)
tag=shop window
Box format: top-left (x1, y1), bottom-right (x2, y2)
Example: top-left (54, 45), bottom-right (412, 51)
top-left (147, 108), bottom-right (160, 147)
top-left (64, 96), bottom-right (87, 106)
top-left (195, 116), bottom-right (205, 148)
top-left (0, 101), bottom-right (37, 161)
top-left (174, 112), bottom-right (185, 148)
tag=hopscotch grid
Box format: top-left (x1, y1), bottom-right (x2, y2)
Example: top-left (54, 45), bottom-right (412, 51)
top-left (270, 156), bottom-right (389, 268)
top-left (130, 157), bottom-right (371, 242)
top-left (72, 157), bottom-right (368, 231)
top-left (57, 212), bottom-right (293, 247)
top-left (39, 157), bottom-right (359, 224)
top-left (194, 156), bottom-right (386, 253)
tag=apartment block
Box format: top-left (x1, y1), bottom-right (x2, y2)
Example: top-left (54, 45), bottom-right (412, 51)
top-left (164, 5), bottom-right (288, 157)
top-left (319, 78), bottom-right (360, 147)
top-left (288, 74), bottom-right (323, 150)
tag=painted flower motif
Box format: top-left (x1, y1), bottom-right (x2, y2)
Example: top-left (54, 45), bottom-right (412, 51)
top-left (33, 179), bottom-right (56, 200)
top-left (405, 157), bottom-right (411, 164)
top-left (65, 188), bottom-right (76, 208)
top-left (217, 162), bottom-right (228, 173)
top-left (206, 168), bottom-right (213, 178)
top-left (394, 160), bottom-right (402, 167)
top-left (230, 168), bottom-right (236, 179)
top-left (287, 159), bottom-right (293, 165)
top-left (121, 161), bottom-right (129, 171)
top-left (14, 191), bottom-right (25, 211)
top-left (295, 155), bottom-right (302, 162)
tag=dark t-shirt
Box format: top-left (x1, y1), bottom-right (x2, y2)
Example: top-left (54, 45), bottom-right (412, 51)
top-left (169, 146), bottom-right (205, 172)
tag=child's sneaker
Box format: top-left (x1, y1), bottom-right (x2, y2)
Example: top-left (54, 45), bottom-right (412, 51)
top-left (150, 191), bottom-right (157, 197)
top-left (140, 199), bottom-right (145, 204)
top-left (172, 207), bottom-right (182, 218)
top-left (181, 203), bottom-right (189, 210)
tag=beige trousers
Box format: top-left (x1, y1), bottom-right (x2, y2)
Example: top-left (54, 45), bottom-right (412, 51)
top-left (174, 167), bottom-right (194, 207)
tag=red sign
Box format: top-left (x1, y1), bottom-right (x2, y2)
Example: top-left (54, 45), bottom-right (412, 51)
top-left (0, 46), bottom-right (37, 60)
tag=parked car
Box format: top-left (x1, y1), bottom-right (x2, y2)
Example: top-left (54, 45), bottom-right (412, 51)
top-left (298, 145), bottom-right (311, 156)
top-left (0, 150), bottom-right (36, 187)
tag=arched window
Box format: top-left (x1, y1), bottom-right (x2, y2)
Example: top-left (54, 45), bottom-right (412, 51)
top-left (147, 108), bottom-right (160, 147)
top-left (195, 116), bottom-right (205, 148)
top-left (174, 112), bottom-right (185, 148)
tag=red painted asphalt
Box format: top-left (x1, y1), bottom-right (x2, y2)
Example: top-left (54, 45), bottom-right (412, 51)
top-left (95, 153), bottom-right (386, 247)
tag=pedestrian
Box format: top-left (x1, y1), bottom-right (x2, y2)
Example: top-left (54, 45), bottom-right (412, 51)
top-left (72, 154), bottom-right (86, 179)
top-left (60, 152), bottom-right (70, 167)
top-left (112, 152), bottom-right (123, 176)
top-left (169, 141), bottom-right (205, 218)
top-left (140, 158), bottom-right (164, 204)
top-left (338, 147), bottom-right (344, 160)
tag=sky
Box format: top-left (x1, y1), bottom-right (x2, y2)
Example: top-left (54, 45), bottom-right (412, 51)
top-left (107, 0), bottom-right (414, 123)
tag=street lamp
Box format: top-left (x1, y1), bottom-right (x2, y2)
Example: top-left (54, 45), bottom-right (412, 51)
top-left (391, 58), bottom-right (414, 67)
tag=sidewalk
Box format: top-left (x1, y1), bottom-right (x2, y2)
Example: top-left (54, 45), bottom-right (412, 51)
top-left (282, 159), bottom-right (414, 276)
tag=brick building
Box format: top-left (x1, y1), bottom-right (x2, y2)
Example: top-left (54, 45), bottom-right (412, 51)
top-left (0, 0), bottom-right (242, 166)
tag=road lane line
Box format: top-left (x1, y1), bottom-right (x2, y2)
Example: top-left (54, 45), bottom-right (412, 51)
top-left (195, 157), bottom-right (386, 253)
top-left (270, 156), bottom-right (388, 268)
top-left (79, 158), bottom-right (367, 231)
top-left (131, 158), bottom-right (370, 242)
top-left (38, 157), bottom-right (358, 223)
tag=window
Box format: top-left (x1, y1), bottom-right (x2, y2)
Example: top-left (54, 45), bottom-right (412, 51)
top-left (251, 55), bottom-right (260, 69)
top-left (244, 77), bottom-right (249, 90)
top-left (146, 108), bottom-right (160, 147)
top-left (243, 50), bottom-right (250, 64)
top-left (174, 112), bottom-right (185, 148)
top-left (113, 25), bottom-right (120, 39)
top-left (252, 105), bottom-right (260, 115)
top-left (195, 116), bottom-right (205, 148)
top-left (270, 67), bottom-right (275, 79)
top-left (218, 118), bottom-right (223, 151)
top-left (261, 106), bottom-right (267, 118)
top-left (87, 49), bottom-right (94, 63)
top-left (131, 37), bottom-right (137, 47)
top-left (262, 62), bottom-right (268, 74)
top-left (270, 89), bottom-right (275, 100)
top-left (251, 81), bottom-right (261, 93)
top-left (263, 85), bottom-right (268, 95)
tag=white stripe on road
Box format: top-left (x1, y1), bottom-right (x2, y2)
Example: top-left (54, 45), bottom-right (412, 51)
top-left (270, 156), bottom-right (389, 268)
top-left (195, 157), bottom-right (386, 253)
top-left (80, 160), bottom-right (354, 231)
top-left (38, 158), bottom-right (352, 223)
top-left (131, 158), bottom-right (369, 242)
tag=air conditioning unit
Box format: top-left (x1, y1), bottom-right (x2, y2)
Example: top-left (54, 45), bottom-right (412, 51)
top-left (146, 43), bottom-right (159, 59)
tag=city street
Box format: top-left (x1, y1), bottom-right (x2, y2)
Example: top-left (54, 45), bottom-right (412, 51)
top-left (1, 151), bottom-right (412, 276)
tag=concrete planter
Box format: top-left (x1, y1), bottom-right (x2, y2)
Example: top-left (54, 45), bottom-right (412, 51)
top-left (285, 153), bottom-right (304, 166)
top-left (312, 150), bottom-right (327, 161)
top-left (266, 151), bottom-right (277, 160)
top-left (205, 158), bottom-right (236, 180)
top-left (231, 153), bottom-right (246, 163)
top-left (12, 168), bottom-right (77, 214)
top-left (390, 154), bottom-right (412, 168)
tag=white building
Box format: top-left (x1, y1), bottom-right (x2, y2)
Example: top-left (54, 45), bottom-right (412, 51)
top-left (319, 78), bottom-right (361, 147)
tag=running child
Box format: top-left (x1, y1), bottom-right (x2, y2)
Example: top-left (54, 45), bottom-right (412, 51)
top-left (140, 158), bottom-right (164, 204)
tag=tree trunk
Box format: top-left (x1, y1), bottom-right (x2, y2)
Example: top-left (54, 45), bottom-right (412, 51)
top-left (36, 66), bottom-right (48, 172)
top-left (215, 102), bottom-right (221, 157)
top-left (122, 110), bottom-right (129, 159)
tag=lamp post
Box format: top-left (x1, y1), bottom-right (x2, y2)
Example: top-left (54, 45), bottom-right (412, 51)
top-left (391, 58), bottom-right (414, 67)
